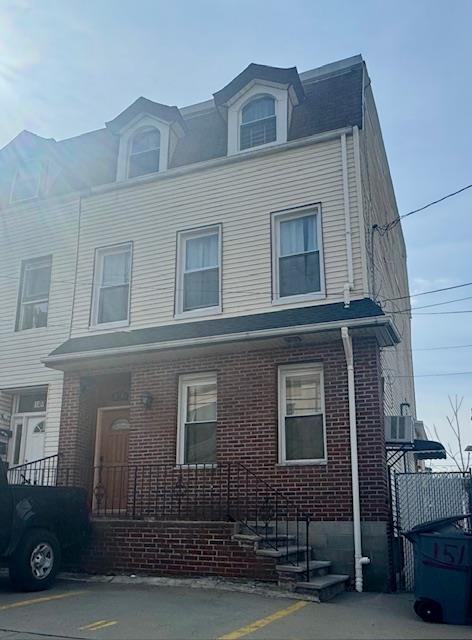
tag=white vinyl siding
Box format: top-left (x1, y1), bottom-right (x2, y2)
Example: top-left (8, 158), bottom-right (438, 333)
top-left (177, 373), bottom-right (217, 465)
top-left (0, 196), bottom-right (80, 458)
top-left (278, 363), bottom-right (326, 464)
top-left (70, 137), bottom-right (364, 336)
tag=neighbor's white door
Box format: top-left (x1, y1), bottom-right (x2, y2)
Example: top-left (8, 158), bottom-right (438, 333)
top-left (23, 415), bottom-right (46, 464)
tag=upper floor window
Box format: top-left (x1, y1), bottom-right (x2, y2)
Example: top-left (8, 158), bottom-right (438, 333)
top-left (240, 96), bottom-right (276, 150)
top-left (10, 161), bottom-right (41, 204)
top-left (16, 256), bottom-right (52, 330)
top-left (91, 243), bottom-right (132, 327)
top-left (128, 127), bottom-right (161, 179)
top-left (272, 207), bottom-right (324, 302)
top-left (176, 226), bottom-right (221, 316)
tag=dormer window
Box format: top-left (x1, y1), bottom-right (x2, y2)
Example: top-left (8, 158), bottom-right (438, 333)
top-left (240, 96), bottom-right (276, 150)
top-left (128, 127), bottom-right (161, 178)
top-left (10, 161), bottom-right (41, 203)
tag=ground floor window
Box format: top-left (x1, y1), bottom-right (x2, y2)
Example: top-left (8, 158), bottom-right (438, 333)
top-left (178, 373), bottom-right (217, 465)
top-left (278, 363), bottom-right (326, 464)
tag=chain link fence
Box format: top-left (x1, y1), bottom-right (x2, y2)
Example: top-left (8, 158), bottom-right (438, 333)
top-left (391, 470), bottom-right (472, 591)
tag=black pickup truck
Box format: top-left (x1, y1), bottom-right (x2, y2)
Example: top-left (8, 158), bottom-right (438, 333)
top-left (0, 462), bottom-right (90, 591)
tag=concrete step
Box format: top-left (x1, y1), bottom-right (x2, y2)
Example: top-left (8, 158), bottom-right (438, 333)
top-left (238, 523), bottom-right (275, 535)
top-left (233, 533), bottom-right (295, 549)
top-left (277, 560), bottom-right (332, 579)
top-left (294, 574), bottom-right (350, 602)
top-left (256, 545), bottom-right (311, 560)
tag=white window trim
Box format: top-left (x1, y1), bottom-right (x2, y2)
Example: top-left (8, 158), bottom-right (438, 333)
top-left (90, 242), bottom-right (132, 330)
top-left (10, 162), bottom-right (42, 204)
top-left (16, 256), bottom-right (52, 332)
top-left (278, 363), bottom-right (327, 466)
top-left (271, 205), bottom-right (326, 305)
top-left (227, 82), bottom-right (289, 156)
top-left (116, 114), bottom-right (170, 182)
top-left (175, 225), bottom-right (222, 319)
top-left (177, 372), bottom-right (217, 467)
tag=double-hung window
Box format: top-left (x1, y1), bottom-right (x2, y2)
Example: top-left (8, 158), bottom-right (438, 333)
top-left (240, 96), bottom-right (276, 150)
top-left (278, 364), bottom-right (326, 464)
top-left (128, 127), bottom-right (161, 179)
top-left (273, 207), bottom-right (324, 301)
top-left (176, 226), bottom-right (221, 316)
top-left (92, 243), bottom-right (132, 327)
top-left (178, 373), bottom-right (217, 465)
top-left (16, 256), bottom-right (52, 330)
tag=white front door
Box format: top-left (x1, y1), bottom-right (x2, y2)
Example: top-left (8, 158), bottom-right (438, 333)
top-left (23, 415), bottom-right (46, 464)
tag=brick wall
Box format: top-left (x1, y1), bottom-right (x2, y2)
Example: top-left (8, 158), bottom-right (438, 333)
top-left (58, 336), bottom-right (388, 522)
top-left (67, 519), bottom-right (277, 580)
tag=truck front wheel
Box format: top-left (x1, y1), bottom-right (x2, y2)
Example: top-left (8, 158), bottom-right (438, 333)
top-left (9, 529), bottom-right (61, 591)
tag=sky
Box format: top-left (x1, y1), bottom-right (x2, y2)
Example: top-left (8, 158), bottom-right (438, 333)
top-left (0, 0), bottom-right (471, 468)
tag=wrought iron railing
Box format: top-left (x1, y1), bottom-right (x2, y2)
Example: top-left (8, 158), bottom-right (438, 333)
top-left (6, 456), bottom-right (312, 579)
top-left (7, 454), bottom-right (59, 486)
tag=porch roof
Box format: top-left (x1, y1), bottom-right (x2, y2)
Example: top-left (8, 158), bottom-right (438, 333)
top-left (43, 298), bottom-right (399, 370)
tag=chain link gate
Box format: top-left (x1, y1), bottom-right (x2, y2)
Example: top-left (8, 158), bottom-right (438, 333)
top-left (390, 470), bottom-right (472, 591)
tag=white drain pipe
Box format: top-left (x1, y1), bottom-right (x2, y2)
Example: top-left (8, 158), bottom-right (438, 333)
top-left (341, 326), bottom-right (370, 591)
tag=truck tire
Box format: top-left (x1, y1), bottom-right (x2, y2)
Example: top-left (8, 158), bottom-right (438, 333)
top-left (9, 529), bottom-right (61, 592)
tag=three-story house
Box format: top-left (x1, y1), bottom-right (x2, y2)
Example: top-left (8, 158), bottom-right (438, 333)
top-left (0, 55), bottom-right (416, 594)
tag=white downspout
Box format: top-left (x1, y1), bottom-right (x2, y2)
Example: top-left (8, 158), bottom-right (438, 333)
top-left (341, 133), bottom-right (354, 308)
top-left (341, 326), bottom-right (370, 591)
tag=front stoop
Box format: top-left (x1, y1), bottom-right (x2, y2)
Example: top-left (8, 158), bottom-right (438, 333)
top-left (233, 524), bottom-right (350, 602)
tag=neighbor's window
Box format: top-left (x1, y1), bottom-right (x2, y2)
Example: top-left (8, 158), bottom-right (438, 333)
top-left (128, 127), bottom-right (161, 178)
top-left (92, 243), bottom-right (132, 326)
top-left (178, 373), bottom-right (217, 465)
top-left (273, 208), bottom-right (324, 300)
top-left (16, 256), bottom-right (52, 330)
top-left (176, 226), bottom-right (221, 315)
top-left (11, 161), bottom-right (41, 203)
top-left (240, 96), bottom-right (276, 150)
top-left (279, 364), bottom-right (325, 464)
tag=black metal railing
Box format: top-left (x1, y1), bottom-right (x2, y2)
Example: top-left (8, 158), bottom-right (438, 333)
top-left (6, 456), bottom-right (312, 579)
top-left (7, 454), bottom-right (59, 486)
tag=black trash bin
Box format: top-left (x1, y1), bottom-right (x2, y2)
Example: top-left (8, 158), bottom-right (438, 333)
top-left (404, 514), bottom-right (472, 625)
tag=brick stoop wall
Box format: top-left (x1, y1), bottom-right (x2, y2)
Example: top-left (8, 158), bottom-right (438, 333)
top-left (66, 519), bottom-right (278, 581)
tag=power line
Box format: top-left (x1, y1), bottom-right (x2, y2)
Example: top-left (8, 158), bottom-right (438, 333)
top-left (377, 182), bottom-right (472, 234)
top-left (394, 371), bottom-right (472, 378)
top-left (381, 281), bottom-right (472, 302)
top-left (385, 295), bottom-right (472, 313)
top-left (412, 343), bottom-right (472, 352)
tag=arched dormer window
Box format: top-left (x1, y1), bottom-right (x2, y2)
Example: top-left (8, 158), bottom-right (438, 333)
top-left (127, 127), bottom-right (161, 178)
top-left (240, 96), bottom-right (276, 150)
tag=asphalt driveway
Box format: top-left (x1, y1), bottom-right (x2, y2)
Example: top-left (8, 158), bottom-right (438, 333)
top-left (0, 574), bottom-right (471, 640)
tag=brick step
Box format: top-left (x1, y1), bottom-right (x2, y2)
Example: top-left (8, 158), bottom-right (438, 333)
top-left (277, 560), bottom-right (332, 580)
top-left (255, 545), bottom-right (311, 562)
top-left (294, 574), bottom-right (350, 602)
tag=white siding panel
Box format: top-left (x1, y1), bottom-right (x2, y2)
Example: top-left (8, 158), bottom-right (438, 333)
top-left (0, 196), bottom-right (79, 457)
top-left (71, 137), bottom-right (364, 336)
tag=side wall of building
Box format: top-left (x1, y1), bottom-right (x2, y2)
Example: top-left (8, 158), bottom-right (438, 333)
top-left (359, 79), bottom-right (416, 419)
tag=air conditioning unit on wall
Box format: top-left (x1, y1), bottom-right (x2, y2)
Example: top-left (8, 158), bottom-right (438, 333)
top-left (385, 415), bottom-right (415, 444)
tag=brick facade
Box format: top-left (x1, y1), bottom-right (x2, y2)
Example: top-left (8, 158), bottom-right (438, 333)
top-left (67, 519), bottom-right (277, 580)
top-left (58, 336), bottom-right (387, 522)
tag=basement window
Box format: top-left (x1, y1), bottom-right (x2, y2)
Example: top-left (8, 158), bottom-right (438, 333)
top-left (278, 363), bottom-right (326, 464)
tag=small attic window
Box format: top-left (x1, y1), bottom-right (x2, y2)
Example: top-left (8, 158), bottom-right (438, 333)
top-left (128, 127), bottom-right (161, 178)
top-left (240, 96), bottom-right (276, 150)
top-left (10, 160), bottom-right (41, 203)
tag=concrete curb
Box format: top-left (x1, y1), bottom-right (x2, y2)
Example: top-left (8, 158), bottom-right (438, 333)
top-left (59, 572), bottom-right (321, 602)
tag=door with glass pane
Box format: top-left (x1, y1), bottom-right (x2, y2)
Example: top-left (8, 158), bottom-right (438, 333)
top-left (10, 415), bottom-right (47, 483)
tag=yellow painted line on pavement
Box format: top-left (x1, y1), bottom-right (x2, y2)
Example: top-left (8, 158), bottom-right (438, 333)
top-left (80, 620), bottom-right (118, 632)
top-left (0, 590), bottom-right (86, 611)
top-left (218, 600), bottom-right (308, 640)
